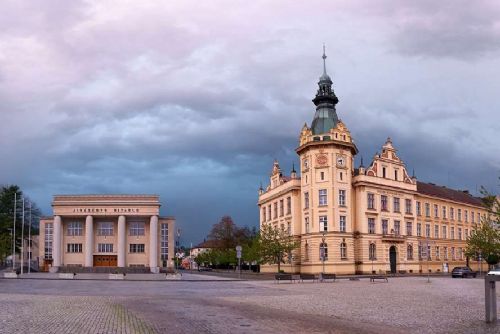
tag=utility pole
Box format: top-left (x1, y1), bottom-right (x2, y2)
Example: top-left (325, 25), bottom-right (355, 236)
top-left (21, 197), bottom-right (25, 275)
top-left (28, 201), bottom-right (32, 274)
top-left (12, 193), bottom-right (16, 271)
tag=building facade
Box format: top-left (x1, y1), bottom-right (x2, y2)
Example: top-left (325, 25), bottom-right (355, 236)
top-left (39, 195), bottom-right (175, 273)
top-left (258, 51), bottom-right (487, 275)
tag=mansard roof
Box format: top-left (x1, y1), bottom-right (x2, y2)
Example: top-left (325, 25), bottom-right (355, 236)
top-left (417, 181), bottom-right (484, 207)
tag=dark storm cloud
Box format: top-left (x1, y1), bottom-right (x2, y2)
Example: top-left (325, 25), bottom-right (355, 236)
top-left (0, 1), bottom-right (499, 243)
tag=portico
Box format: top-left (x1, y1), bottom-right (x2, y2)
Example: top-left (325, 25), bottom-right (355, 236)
top-left (39, 195), bottom-right (175, 273)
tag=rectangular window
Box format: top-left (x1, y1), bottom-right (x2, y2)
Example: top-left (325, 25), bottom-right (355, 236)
top-left (368, 193), bottom-right (375, 209)
top-left (97, 222), bottom-right (113, 236)
top-left (262, 207), bottom-right (266, 222)
top-left (405, 199), bottom-right (412, 214)
top-left (268, 205), bottom-right (271, 221)
top-left (381, 195), bottom-right (388, 211)
top-left (442, 206), bottom-right (447, 219)
top-left (161, 223), bottom-right (169, 262)
top-left (320, 171), bottom-right (325, 180)
top-left (436, 246), bottom-right (440, 259)
top-left (305, 217), bottom-right (310, 234)
top-left (339, 190), bottom-right (346, 206)
top-left (340, 243), bottom-right (347, 259)
top-left (477, 212), bottom-right (481, 223)
top-left (368, 218), bottom-right (375, 234)
top-left (319, 216), bottom-right (328, 232)
top-left (394, 220), bottom-right (400, 235)
top-left (66, 243), bottom-right (82, 253)
top-left (442, 226), bottom-right (447, 239)
top-left (67, 221), bottom-right (83, 236)
top-left (339, 216), bottom-right (346, 232)
top-left (393, 198), bottom-right (400, 212)
top-left (319, 189), bottom-right (328, 206)
top-left (427, 245), bottom-right (432, 260)
top-left (471, 211), bottom-right (475, 223)
top-left (287, 222), bottom-right (291, 235)
top-left (425, 203), bottom-right (430, 217)
top-left (425, 224), bottom-right (430, 237)
top-left (129, 244), bottom-right (145, 253)
top-left (451, 247), bottom-right (455, 260)
top-left (417, 223), bottom-right (422, 236)
top-left (129, 222), bottom-right (145, 236)
top-left (416, 201), bottom-right (421, 216)
top-left (274, 202), bottom-right (278, 218)
top-left (97, 243), bottom-right (113, 253)
top-left (458, 228), bottom-right (462, 240)
top-left (382, 219), bottom-right (388, 235)
top-left (444, 246), bottom-right (448, 260)
top-left (451, 227), bottom-right (455, 240)
top-left (465, 228), bottom-right (468, 239)
top-left (406, 222), bottom-right (412, 236)
top-left (286, 197), bottom-right (291, 215)
top-left (434, 204), bottom-right (439, 218)
top-left (434, 225), bottom-right (439, 238)
top-left (464, 210), bottom-right (468, 223)
top-left (304, 192), bottom-right (310, 209)
top-left (450, 207), bottom-right (454, 220)
top-left (458, 209), bottom-right (462, 221)
top-left (279, 199), bottom-right (284, 217)
top-left (394, 170), bottom-right (398, 180)
top-left (44, 223), bottom-right (53, 259)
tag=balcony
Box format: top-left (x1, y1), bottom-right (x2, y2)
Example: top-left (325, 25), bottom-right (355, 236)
top-left (381, 232), bottom-right (405, 243)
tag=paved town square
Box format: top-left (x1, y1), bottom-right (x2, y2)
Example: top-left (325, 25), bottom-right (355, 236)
top-left (0, 274), bottom-right (498, 334)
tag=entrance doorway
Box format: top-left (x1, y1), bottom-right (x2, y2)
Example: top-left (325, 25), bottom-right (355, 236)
top-left (389, 246), bottom-right (397, 274)
top-left (94, 255), bottom-right (117, 267)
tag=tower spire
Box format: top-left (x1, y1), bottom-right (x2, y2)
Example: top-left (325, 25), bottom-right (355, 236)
top-left (322, 43), bottom-right (327, 76)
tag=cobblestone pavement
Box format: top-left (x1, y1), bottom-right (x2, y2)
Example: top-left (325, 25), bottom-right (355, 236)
top-left (0, 276), bottom-right (498, 333)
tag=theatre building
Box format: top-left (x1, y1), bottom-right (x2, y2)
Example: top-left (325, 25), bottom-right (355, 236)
top-left (39, 195), bottom-right (175, 273)
top-left (258, 51), bottom-right (488, 275)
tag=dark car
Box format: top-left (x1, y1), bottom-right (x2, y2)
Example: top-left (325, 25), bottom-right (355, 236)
top-left (198, 266), bottom-right (212, 272)
top-left (451, 267), bottom-right (477, 278)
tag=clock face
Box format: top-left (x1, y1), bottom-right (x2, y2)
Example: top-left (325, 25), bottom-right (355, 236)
top-left (316, 154), bottom-right (328, 166)
top-left (336, 156), bottom-right (346, 167)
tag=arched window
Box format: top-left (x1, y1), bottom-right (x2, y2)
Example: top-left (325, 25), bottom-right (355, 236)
top-left (319, 242), bottom-right (328, 261)
top-left (369, 243), bottom-right (376, 260)
top-left (340, 241), bottom-right (347, 259)
top-left (407, 244), bottom-right (413, 260)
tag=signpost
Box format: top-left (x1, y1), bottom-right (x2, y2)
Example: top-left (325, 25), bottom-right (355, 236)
top-left (236, 245), bottom-right (242, 279)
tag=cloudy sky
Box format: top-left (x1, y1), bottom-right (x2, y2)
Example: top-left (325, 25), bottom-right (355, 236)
top-left (1, 0), bottom-right (499, 244)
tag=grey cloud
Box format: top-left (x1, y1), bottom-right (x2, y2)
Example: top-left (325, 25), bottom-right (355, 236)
top-left (0, 1), bottom-right (499, 243)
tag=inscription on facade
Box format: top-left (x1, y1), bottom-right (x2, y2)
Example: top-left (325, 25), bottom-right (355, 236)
top-left (72, 208), bottom-right (141, 213)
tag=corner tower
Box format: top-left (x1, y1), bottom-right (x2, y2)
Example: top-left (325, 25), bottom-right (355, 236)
top-left (296, 47), bottom-right (358, 275)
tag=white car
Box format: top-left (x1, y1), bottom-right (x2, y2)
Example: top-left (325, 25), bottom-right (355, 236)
top-left (487, 265), bottom-right (500, 275)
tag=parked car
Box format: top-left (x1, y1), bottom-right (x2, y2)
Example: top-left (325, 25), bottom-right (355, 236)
top-left (198, 266), bottom-right (212, 272)
top-left (451, 267), bottom-right (477, 278)
top-left (487, 265), bottom-right (500, 276)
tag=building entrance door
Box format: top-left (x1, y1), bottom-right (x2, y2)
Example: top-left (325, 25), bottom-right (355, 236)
top-left (94, 255), bottom-right (117, 267)
top-left (389, 246), bottom-right (397, 274)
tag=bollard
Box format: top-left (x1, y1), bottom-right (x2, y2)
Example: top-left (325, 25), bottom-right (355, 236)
top-left (485, 275), bottom-right (498, 323)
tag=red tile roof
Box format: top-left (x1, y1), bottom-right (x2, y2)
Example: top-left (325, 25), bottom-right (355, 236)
top-left (194, 239), bottom-right (223, 249)
top-left (417, 182), bottom-right (484, 207)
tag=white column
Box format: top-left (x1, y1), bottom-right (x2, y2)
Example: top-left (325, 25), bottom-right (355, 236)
top-left (84, 215), bottom-right (93, 267)
top-left (117, 216), bottom-right (126, 267)
top-left (149, 215), bottom-right (158, 273)
top-left (53, 216), bottom-right (62, 267)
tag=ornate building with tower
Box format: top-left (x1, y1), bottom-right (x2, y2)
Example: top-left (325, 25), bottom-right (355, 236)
top-left (258, 51), bottom-right (487, 275)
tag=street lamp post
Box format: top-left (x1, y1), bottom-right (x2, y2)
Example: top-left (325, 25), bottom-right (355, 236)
top-left (12, 193), bottom-right (16, 271)
top-left (320, 231), bottom-right (326, 282)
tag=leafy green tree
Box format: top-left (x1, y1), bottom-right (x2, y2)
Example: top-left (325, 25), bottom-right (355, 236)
top-left (0, 185), bottom-right (42, 265)
top-left (465, 185), bottom-right (500, 266)
top-left (465, 221), bottom-right (500, 265)
top-left (259, 223), bottom-right (299, 273)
